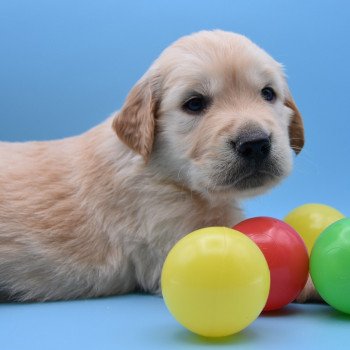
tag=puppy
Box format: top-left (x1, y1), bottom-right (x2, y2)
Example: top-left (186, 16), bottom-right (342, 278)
top-left (0, 30), bottom-right (309, 302)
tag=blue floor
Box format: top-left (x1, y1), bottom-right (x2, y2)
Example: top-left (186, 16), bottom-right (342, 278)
top-left (2, 294), bottom-right (350, 350)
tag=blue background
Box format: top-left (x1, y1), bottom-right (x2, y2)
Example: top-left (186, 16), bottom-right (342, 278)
top-left (1, 1), bottom-right (350, 349)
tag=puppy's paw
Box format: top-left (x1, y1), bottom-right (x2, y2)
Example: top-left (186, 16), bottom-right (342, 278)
top-left (295, 275), bottom-right (324, 303)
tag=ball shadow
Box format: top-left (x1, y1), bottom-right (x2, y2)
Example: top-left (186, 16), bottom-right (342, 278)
top-left (260, 304), bottom-right (301, 318)
top-left (328, 309), bottom-right (350, 322)
top-left (170, 327), bottom-right (260, 347)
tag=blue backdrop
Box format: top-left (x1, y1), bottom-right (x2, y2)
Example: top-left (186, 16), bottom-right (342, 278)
top-left (1, 0), bottom-right (349, 219)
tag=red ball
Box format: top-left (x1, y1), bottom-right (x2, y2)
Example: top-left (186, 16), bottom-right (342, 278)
top-left (233, 217), bottom-right (309, 311)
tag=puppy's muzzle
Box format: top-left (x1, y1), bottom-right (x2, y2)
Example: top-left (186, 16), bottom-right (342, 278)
top-left (232, 130), bottom-right (271, 162)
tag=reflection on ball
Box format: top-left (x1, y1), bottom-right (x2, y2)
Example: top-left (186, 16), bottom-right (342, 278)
top-left (161, 227), bottom-right (270, 337)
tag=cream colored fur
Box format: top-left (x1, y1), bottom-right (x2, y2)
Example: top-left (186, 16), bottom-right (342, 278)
top-left (0, 30), bottom-right (315, 302)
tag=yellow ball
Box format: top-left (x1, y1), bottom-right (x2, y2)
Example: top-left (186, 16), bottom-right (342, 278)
top-left (284, 203), bottom-right (345, 254)
top-left (161, 227), bottom-right (270, 338)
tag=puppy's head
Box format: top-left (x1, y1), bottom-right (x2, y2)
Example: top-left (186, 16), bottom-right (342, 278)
top-left (113, 30), bottom-right (304, 198)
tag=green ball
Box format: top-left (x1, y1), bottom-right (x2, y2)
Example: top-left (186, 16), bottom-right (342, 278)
top-left (310, 218), bottom-right (350, 314)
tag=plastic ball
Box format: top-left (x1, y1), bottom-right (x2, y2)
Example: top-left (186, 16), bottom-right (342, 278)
top-left (310, 218), bottom-right (350, 314)
top-left (161, 227), bottom-right (270, 337)
top-left (234, 217), bottom-right (309, 311)
top-left (284, 203), bottom-right (344, 254)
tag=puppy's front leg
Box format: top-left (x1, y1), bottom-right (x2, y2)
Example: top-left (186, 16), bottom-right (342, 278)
top-left (295, 275), bottom-right (324, 303)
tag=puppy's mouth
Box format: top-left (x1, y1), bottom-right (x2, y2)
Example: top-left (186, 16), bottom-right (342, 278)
top-left (212, 160), bottom-right (284, 191)
top-left (230, 169), bottom-right (279, 190)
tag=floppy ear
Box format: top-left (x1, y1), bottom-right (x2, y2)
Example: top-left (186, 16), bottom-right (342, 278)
top-left (112, 77), bottom-right (158, 161)
top-left (285, 94), bottom-right (305, 155)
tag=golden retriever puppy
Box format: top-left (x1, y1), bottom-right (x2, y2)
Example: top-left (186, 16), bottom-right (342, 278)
top-left (0, 30), bottom-right (307, 302)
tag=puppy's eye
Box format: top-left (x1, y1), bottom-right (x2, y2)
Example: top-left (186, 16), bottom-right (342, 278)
top-left (183, 95), bottom-right (208, 114)
top-left (261, 87), bottom-right (276, 102)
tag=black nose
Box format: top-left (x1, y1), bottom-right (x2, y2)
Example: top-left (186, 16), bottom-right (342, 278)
top-left (234, 131), bottom-right (271, 161)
